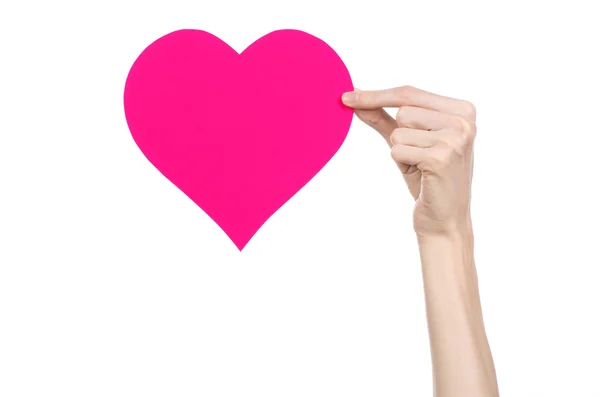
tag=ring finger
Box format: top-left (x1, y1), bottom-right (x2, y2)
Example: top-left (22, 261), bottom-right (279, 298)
top-left (391, 127), bottom-right (437, 148)
top-left (396, 106), bottom-right (470, 131)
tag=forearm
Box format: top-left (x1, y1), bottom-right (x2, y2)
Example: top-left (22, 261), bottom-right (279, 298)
top-left (417, 227), bottom-right (499, 397)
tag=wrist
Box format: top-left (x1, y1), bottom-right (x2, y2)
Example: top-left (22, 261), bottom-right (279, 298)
top-left (416, 218), bottom-right (473, 246)
top-left (416, 218), bottom-right (475, 273)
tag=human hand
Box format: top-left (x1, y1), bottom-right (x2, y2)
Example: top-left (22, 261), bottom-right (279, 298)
top-left (341, 86), bottom-right (477, 237)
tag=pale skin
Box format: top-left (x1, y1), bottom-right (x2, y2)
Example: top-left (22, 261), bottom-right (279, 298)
top-left (341, 86), bottom-right (499, 397)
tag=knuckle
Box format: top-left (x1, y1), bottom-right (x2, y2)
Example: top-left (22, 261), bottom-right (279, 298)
top-left (461, 101), bottom-right (477, 121)
top-left (450, 137), bottom-right (467, 157)
top-left (355, 90), bottom-right (367, 105)
top-left (460, 126), bottom-right (476, 143)
top-left (441, 135), bottom-right (462, 155)
top-left (355, 90), bottom-right (371, 107)
top-left (451, 116), bottom-right (467, 131)
top-left (363, 92), bottom-right (376, 107)
top-left (438, 131), bottom-right (467, 157)
top-left (453, 116), bottom-right (477, 138)
top-left (394, 85), bottom-right (415, 99)
top-left (457, 131), bottom-right (471, 148)
top-left (466, 121), bottom-right (477, 136)
top-left (429, 148), bottom-right (453, 168)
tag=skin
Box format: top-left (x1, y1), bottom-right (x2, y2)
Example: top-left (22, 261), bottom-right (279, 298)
top-left (341, 86), bottom-right (499, 397)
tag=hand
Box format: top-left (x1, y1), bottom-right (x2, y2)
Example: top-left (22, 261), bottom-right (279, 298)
top-left (341, 86), bottom-right (477, 237)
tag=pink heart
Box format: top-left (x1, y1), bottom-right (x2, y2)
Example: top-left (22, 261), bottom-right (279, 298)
top-left (124, 29), bottom-right (353, 250)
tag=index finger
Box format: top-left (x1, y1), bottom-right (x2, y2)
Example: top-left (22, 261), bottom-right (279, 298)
top-left (342, 86), bottom-right (476, 121)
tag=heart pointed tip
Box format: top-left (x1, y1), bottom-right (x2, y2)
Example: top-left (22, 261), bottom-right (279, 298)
top-left (234, 240), bottom-right (249, 251)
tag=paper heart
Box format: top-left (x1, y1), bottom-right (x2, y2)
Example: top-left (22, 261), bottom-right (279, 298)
top-left (124, 29), bottom-right (353, 250)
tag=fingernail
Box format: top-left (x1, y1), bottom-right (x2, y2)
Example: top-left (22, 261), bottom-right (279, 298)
top-left (342, 91), bottom-right (358, 104)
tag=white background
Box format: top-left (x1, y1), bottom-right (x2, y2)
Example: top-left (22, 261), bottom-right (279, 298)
top-left (1, 0), bottom-right (599, 396)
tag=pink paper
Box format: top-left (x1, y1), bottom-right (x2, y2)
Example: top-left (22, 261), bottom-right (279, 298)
top-left (124, 29), bottom-right (354, 250)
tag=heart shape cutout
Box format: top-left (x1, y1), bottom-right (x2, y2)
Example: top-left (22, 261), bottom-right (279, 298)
top-left (124, 29), bottom-right (354, 250)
